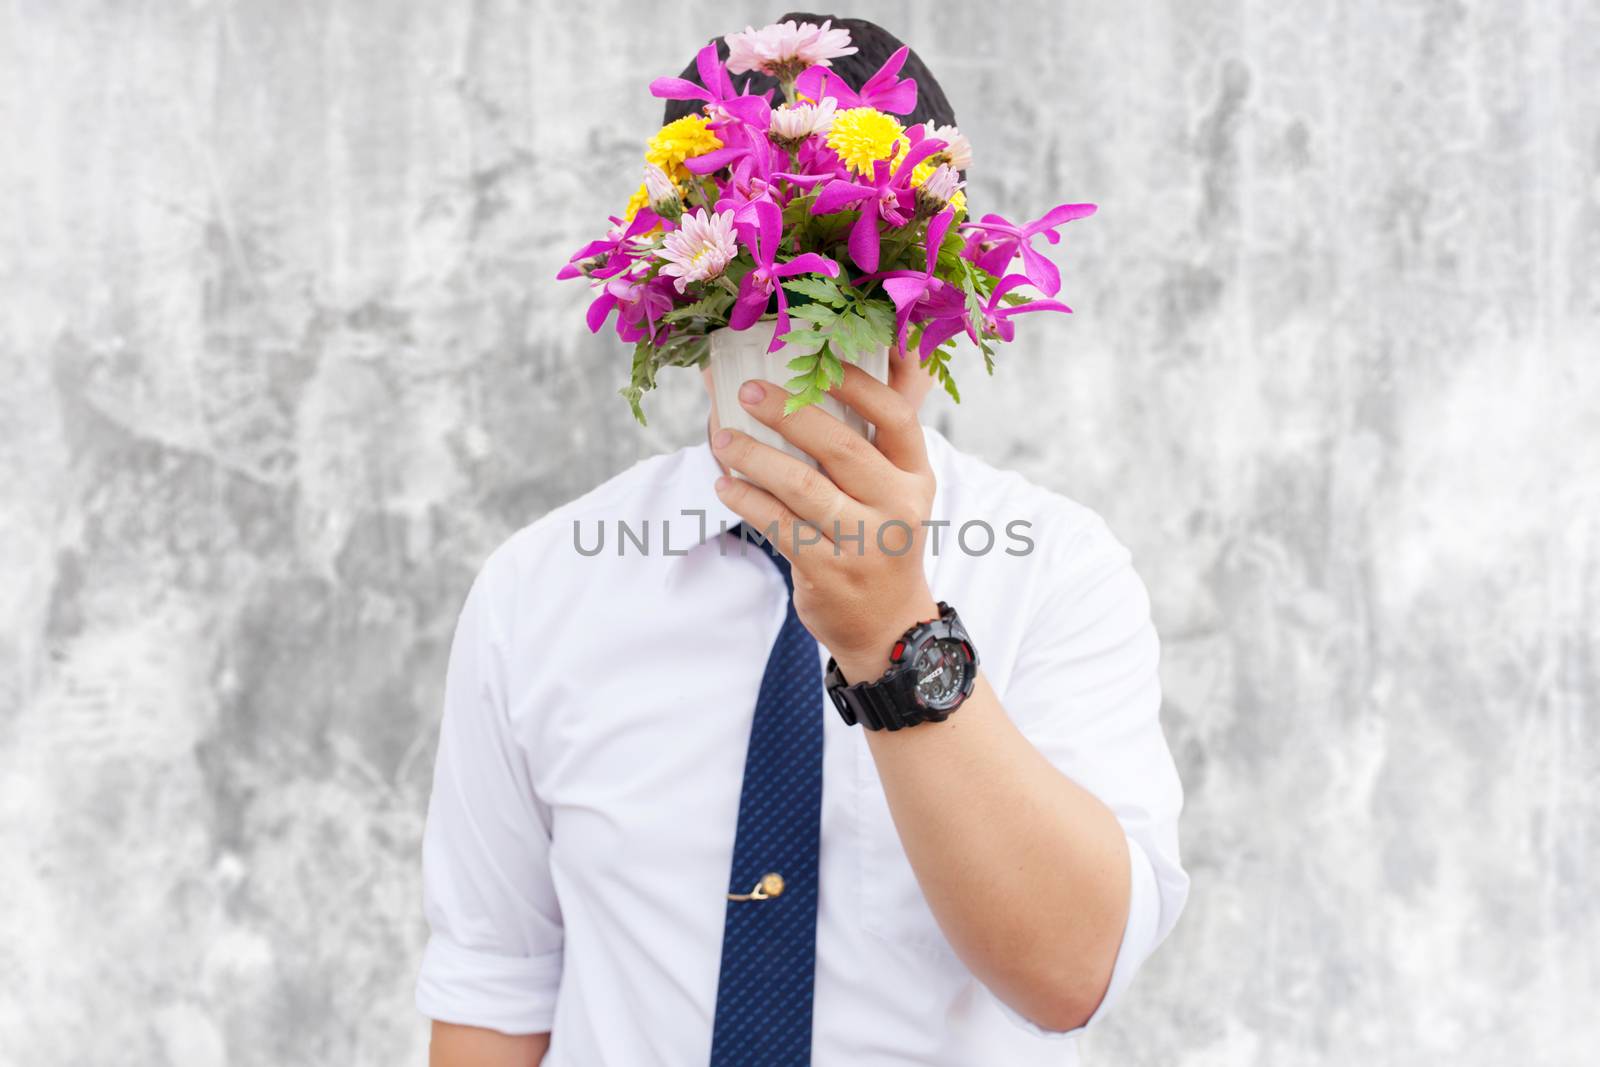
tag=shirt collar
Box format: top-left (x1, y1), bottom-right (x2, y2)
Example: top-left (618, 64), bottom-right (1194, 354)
top-left (674, 437), bottom-right (744, 561)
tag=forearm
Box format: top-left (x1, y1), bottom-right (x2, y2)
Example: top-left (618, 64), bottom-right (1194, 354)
top-left (842, 644), bottom-right (1131, 1032)
top-left (429, 1022), bottom-right (548, 1067)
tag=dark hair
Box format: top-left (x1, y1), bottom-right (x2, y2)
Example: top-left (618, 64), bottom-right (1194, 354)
top-left (662, 13), bottom-right (956, 130)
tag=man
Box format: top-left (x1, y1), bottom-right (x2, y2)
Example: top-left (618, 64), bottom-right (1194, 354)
top-left (418, 17), bottom-right (1187, 1067)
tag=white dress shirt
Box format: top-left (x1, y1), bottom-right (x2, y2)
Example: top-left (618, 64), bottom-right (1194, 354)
top-left (416, 426), bottom-right (1188, 1066)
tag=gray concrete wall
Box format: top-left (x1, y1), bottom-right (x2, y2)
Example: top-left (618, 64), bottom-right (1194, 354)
top-left (2, 1), bottom-right (1596, 1063)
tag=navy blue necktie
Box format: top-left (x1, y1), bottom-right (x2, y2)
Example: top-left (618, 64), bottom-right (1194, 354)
top-left (709, 525), bottom-right (825, 1066)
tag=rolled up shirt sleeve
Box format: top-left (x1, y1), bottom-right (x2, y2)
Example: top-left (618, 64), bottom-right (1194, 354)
top-left (988, 511), bottom-right (1190, 1038)
top-left (416, 549), bottom-right (564, 1034)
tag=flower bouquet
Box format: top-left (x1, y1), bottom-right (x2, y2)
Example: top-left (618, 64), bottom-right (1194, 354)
top-left (559, 19), bottom-right (1096, 428)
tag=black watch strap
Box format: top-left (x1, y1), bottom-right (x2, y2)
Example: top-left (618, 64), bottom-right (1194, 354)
top-left (825, 664), bottom-right (928, 731)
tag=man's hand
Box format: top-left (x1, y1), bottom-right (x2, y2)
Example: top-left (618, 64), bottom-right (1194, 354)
top-left (711, 363), bottom-right (940, 683)
top-left (714, 362), bottom-right (1137, 1032)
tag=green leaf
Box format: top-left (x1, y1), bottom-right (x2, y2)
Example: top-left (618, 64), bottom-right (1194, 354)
top-left (858, 299), bottom-right (895, 340)
top-left (781, 190), bottom-right (819, 227)
top-left (810, 210), bottom-right (857, 246)
top-left (778, 340), bottom-right (842, 414)
top-left (787, 302), bottom-right (840, 324)
top-left (783, 385), bottom-right (826, 415)
top-left (782, 274), bottom-right (848, 307)
top-left (662, 293), bottom-right (732, 324)
top-left (659, 334), bottom-right (710, 368)
top-left (616, 330), bottom-right (715, 423)
top-left (918, 339), bottom-right (963, 405)
top-left (940, 368), bottom-right (961, 402)
top-left (820, 349), bottom-right (846, 388)
top-left (778, 327), bottom-right (825, 351)
top-left (828, 310), bottom-right (870, 361)
top-left (620, 341), bottom-right (658, 425)
top-left (619, 385), bottom-right (647, 425)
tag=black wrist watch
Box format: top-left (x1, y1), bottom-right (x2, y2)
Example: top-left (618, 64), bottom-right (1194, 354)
top-left (825, 602), bottom-right (979, 730)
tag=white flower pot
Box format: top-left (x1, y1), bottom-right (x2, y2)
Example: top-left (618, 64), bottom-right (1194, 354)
top-left (707, 324), bottom-right (890, 475)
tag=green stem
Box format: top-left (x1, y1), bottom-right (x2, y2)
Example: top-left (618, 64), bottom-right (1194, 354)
top-left (687, 175), bottom-right (714, 212)
top-left (875, 216), bottom-right (927, 268)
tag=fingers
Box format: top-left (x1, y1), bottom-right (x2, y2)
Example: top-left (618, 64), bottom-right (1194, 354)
top-left (712, 473), bottom-right (811, 563)
top-left (731, 379), bottom-right (899, 495)
top-left (711, 424), bottom-right (858, 531)
top-left (825, 362), bottom-right (930, 473)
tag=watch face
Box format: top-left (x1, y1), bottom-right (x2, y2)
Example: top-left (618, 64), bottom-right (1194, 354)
top-left (913, 638), bottom-right (970, 710)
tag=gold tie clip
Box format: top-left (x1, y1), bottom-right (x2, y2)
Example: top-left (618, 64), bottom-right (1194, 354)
top-left (726, 871), bottom-right (786, 902)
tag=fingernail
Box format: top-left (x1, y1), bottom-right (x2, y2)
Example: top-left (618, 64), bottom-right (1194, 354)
top-left (739, 381), bottom-right (764, 404)
top-left (714, 476), bottom-right (733, 492)
top-left (712, 429), bottom-right (732, 449)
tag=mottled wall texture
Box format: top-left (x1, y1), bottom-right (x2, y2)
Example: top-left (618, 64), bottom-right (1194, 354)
top-left (2, 0), bottom-right (1596, 1063)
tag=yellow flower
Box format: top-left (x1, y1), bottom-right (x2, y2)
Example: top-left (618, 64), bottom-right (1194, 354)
top-left (645, 115), bottom-right (723, 181)
top-left (623, 184), bottom-right (650, 223)
top-left (826, 107), bottom-right (908, 176)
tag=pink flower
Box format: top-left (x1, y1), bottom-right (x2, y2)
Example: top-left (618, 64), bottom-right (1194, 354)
top-left (926, 124), bottom-right (972, 170)
top-left (769, 99), bottom-right (837, 147)
top-left (916, 163), bottom-right (964, 212)
top-left (642, 162), bottom-right (683, 220)
top-left (643, 162), bottom-right (676, 205)
top-left (724, 19), bottom-right (856, 79)
top-left (656, 208), bottom-right (739, 291)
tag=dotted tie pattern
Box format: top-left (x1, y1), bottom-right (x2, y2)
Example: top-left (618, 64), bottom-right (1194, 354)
top-left (708, 525), bottom-right (825, 1066)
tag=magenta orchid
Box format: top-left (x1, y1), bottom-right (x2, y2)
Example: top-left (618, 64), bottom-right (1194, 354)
top-left (559, 19), bottom-right (1096, 423)
top-left (794, 44), bottom-right (918, 115)
top-left (587, 270), bottom-right (676, 344)
top-left (811, 132), bottom-right (947, 272)
top-left (557, 208), bottom-right (662, 281)
top-left (730, 199), bottom-right (841, 350)
top-left (976, 274), bottom-right (1075, 342)
top-left (868, 209), bottom-right (966, 357)
top-left (685, 135), bottom-right (773, 185)
top-left (714, 171), bottom-right (823, 234)
top-left (649, 43), bottom-right (743, 118)
top-left (961, 202), bottom-right (1097, 296)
